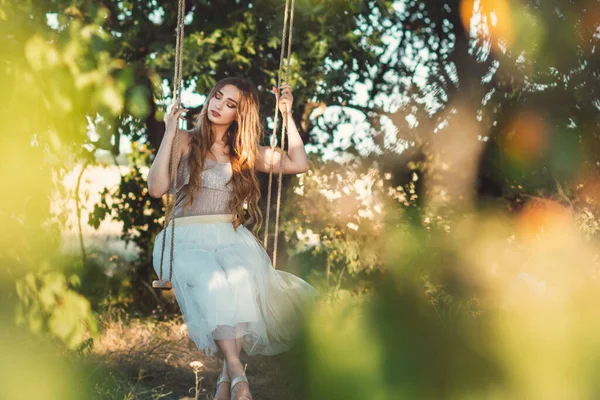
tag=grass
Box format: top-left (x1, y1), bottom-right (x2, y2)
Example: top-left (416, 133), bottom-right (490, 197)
top-left (84, 308), bottom-right (305, 400)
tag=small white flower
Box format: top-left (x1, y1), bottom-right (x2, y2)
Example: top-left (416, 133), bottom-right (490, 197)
top-left (190, 361), bottom-right (204, 370)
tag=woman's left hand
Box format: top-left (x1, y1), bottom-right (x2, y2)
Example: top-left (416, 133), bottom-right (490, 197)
top-left (273, 84), bottom-right (293, 115)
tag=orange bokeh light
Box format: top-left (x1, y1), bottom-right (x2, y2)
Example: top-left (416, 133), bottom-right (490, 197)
top-left (501, 111), bottom-right (549, 164)
top-left (518, 199), bottom-right (573, 240)
top-left (460, 0), bottom-right (516, 50)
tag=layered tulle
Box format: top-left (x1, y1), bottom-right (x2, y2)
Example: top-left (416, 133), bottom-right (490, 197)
top-left (152, 216), bottom-right (318, 356)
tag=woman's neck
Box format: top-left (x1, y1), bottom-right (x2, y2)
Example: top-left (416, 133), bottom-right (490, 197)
top-left (210, 124), bottom-right (231, 159)
top-left (212, 124), bottom-right (229, 145)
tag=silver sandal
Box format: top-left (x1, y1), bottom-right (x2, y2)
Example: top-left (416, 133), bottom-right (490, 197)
top-left (214, 373), bottom-right (231, 399)
top-left (230, 375), bottom-right (252, 400)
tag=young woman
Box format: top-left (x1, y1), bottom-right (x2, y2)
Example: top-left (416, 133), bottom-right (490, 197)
top-left (147, 77), bottom-right (317, 400)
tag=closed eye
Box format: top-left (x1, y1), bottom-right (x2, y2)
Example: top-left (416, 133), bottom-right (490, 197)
top-left (215, 91), bottom-right (238, 109)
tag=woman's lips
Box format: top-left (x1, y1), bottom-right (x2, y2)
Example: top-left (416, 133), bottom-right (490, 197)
top-left (211, 110), bottom-right (221, 117)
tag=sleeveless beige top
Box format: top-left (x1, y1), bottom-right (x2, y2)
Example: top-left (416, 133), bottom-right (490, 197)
top-left (171, 154), bottom-right (234, 218)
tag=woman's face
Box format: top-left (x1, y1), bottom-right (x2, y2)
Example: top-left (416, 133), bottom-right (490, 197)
top-left (207, 84), bottom-right (241, 126)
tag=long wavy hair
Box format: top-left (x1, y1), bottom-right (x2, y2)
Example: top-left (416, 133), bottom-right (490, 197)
top-left (182, 77), bottom-right (263, 234)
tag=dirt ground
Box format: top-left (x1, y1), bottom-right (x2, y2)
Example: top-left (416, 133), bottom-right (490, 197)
top-left (88, 312), bottom-right (306, 400)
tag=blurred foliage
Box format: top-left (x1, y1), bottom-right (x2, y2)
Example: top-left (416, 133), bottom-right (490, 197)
top-left (15, 268), bottom-right (97, 350)
top-left (284, 203), bottom-right (600, 399)
top-left (0, 0), bottom-right (124, 340)
top-left (0, 0), bottom-right (137, 397)
top-left (0, 324), bottom-right (96, 400)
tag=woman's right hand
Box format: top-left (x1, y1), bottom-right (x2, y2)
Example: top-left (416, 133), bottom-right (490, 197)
top-left (164, 98), bottom-right (189, 136)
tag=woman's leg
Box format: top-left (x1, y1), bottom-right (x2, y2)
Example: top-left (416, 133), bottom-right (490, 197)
top-left (221, 359), bottom-right (229, 376)
top-left (216, 338), bottom-right (252, 399)
top-left (214, 356), bottom-right (231, 399)
top-left (236, 336), bottom-right (243, 355)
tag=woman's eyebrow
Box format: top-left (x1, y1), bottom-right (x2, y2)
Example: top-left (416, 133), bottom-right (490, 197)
top-left (216, 90), bottom-right (238, 105)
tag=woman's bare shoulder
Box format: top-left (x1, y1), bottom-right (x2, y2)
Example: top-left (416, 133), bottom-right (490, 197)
top-left (178, 129), bottom-right (194, 158)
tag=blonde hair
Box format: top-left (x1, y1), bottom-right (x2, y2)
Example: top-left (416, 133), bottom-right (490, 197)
top-left (183, 77), bottom-right (263, 234)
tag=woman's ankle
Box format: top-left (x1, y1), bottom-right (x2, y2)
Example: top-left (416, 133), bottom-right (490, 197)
top-left (221, 359), bottom-right (229, 377)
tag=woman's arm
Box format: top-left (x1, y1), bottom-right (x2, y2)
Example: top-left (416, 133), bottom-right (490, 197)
top-left (256, 84), bottom-right (309, 175)
top-left (147, 102), bottom-right (190, 198)
top-left (256, 115), bottom-right (309, 174)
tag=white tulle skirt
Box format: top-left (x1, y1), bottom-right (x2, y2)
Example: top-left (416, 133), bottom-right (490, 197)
top-left (152, 214), bottom-right (318, 356)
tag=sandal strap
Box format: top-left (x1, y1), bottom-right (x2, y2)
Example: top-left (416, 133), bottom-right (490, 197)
top-left (230, 374), bottom-right (248, 389)
top-left (217, 374), bottom-right (231, 386)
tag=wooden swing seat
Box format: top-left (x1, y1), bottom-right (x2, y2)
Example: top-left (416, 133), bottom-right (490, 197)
top-left (152, 279), bottom-right (173, 290)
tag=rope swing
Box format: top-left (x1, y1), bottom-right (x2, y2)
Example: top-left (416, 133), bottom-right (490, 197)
top-left (263, 0), bottom-right (295, 269)
top-left (152, 0), bottom-right (185, 290)
top-left (153, 0), bottom-right (295, 289)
